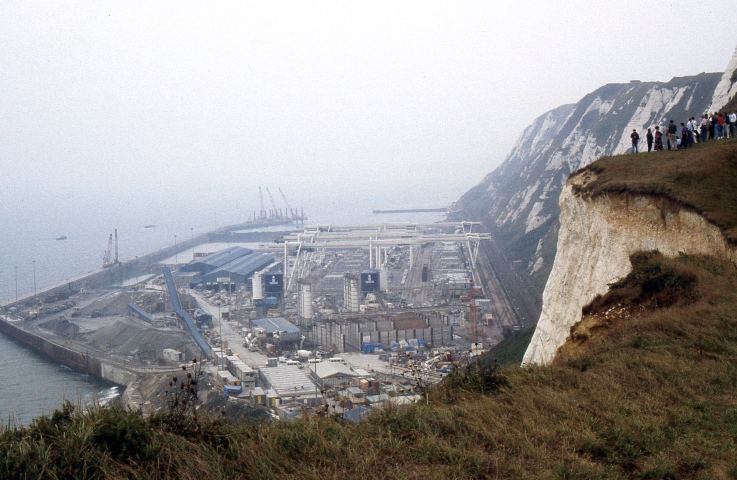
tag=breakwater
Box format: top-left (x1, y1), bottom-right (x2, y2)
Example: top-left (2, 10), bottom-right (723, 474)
top-left (0, 219), bottom-right (295, 388)
top-left (1, 221), bottom-right (294, 311)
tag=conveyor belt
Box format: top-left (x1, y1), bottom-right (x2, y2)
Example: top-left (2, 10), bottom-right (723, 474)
top-left (128, 303), bottom-right (154, 324)
top-left (163, 267), bottom-right (212, 357)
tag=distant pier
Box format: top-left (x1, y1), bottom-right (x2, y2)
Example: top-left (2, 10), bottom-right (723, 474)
top-left (372, 208), bottom-right (447, 214)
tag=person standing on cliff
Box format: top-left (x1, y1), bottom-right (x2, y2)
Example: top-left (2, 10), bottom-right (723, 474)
top-left (667, 120), bottom-right (678, 150)
top-left (680, 122), bottom-right (690, 149)
top-left (654, 126), bottom-right (664, 151)
top-left (687, 117), bottom-right (698, 144)
top-left (630, 129), bottom-right (640, 153)
top-left (701, 114), bottom-right (709, 143)
top-left (646, 128), bottom-right (654, 152)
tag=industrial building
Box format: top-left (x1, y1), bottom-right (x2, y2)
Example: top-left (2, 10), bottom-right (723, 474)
top-left (180, 247), bottom-right (253, 275)
top-left (360, 270), bottom-right (379, 292)
top-left (307, 359), bottom-right (361, 389)
top-left (343, 274), bottom-right (360, 313)
top-left (252, 317), bottom-right (301, 344)
top-left (199, 252), bottom-right (274, 289)
top-left (309, 312), bottom-right (455, 353)
top-left (257, 364), bottom-right (322, 406)
top-left (179, 247), bottom-right (275, 290)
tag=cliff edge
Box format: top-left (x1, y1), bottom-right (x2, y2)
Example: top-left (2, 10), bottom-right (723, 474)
top-left (523, 138), bottom-right (737, 365)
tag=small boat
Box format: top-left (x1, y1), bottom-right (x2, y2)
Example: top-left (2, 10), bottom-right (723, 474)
top-left (144, 224), bottom-right (158, 229)
top-left (56, 235), bottom-right (67, 241)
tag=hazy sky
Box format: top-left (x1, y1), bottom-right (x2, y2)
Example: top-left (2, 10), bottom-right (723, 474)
top-left (2, 1), bottom-right (736, 220)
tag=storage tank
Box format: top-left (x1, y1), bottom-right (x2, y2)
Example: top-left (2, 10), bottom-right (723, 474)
top-left (360, 270), bottom-right (379, 292)
top-left (298, 280), bottom-right (314, 320)
top-left (379, 268), bottom-right (389, 292)
top-left (252, 272), bottom-right (263, 301)
top-left (344, 274), bottom-right (360, 313)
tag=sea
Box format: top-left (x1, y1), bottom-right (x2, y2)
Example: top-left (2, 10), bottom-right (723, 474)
top-left (0, 198), bottom-right (445, 425)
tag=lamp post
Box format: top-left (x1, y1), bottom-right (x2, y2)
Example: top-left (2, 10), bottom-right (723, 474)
top-left (313, 322), bottom-right (319, 406)
top-left (218, 303), bottom-right (222, 349)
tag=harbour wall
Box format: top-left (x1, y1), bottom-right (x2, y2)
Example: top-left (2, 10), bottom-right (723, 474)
top-left (0, 316), bottom-right (176, 388)
top-left (0, 220), bottom-right (295, 388)
top-left (0, 317), bottom-right (103, 377)
top-left (2, 224), bottom-right (292, 311)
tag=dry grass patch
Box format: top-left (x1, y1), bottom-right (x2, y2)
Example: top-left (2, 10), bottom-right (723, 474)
top-left (573, 138), bottom-right (737, 243)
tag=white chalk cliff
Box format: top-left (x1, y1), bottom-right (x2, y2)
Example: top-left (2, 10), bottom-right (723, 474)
top-left (709, 45), bottom-right (737, 112)
top-left (522, 171), bottom-right (737, 365)
top-left (454, 71), bottom-right (724, 294)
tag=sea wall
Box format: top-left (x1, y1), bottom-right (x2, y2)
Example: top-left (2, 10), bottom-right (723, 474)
top-left (0, 316), bottom-right (169, 389)
top-left (522, 170), bottom-right (737, 365)
top-left (0, 317), bottom-right (103, 377)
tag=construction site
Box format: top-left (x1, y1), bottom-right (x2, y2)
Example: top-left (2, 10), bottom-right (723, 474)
top-left (1, 190), bottom-right (525, 418)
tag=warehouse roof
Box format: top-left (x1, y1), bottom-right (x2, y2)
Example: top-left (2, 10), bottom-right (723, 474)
top-left (253, 317), bottom-right (300, 334)
top-left (201, 252), bottom-right (274, 281)
top-left (310, 361), bottom-right (359, 380)
top-left (259, 365), bottom-right (316, 395)
top-left (180, 247), bottom-right (253, 273)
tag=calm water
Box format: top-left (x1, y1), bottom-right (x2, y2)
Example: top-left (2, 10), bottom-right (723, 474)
top-left (0, 196), bottom-right (444, 424)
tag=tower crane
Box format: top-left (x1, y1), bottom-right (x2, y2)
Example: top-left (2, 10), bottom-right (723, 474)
top-left (278, 187), bottom-right (292, 219)
top-left (102, 234), bottom-right (113, 268)
top-left (102, 229), bottom-right (119, 268)
top-left (265, 187), bottom-right (279, 218)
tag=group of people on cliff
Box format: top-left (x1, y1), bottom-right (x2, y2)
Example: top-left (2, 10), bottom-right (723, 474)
top-left (629, 110), bottom-right (736, 153)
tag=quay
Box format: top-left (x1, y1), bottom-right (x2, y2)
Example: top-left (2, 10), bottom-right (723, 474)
top-left (0, 217), bottom-right (299, 389)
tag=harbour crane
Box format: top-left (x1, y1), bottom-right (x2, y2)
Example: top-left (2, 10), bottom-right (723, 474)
top-left (102, 234), bottom-right (113, 268)
top-left (259, 186), bottom-right (267, 220)
top-left (102, 229), bottom-right (119, 268)
top-left (278, 187), bottom-right (292, 219)
top-left (265, 187), bottom-right (279, 218)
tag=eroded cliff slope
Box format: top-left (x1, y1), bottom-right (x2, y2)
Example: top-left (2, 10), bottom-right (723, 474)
top-left (523, 140), bottom-right (737, 364)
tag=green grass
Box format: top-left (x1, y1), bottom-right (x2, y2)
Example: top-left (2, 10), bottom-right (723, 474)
top-left (480, 326), bottom-right (535, 366)
top-left (2, 253), bottom-right (737, 479)
top-left (573, 137), bottom-right (737, 243)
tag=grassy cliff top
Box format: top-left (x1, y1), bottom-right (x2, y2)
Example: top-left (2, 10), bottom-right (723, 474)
top-left (574, 137), bottom-right (737, 244)
top-left (3, 253), bottom-right (737, 479)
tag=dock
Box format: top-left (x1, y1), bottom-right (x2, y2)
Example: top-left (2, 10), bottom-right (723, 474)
top-left (372, 208), bottom-right (447, 214)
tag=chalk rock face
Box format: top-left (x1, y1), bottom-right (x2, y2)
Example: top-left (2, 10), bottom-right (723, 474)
top-left (454, 72), bottom-right (722, 293)
top-left (709, 45), bottom-right (737, 112)
top-left (522, 171), bottom-right (737, 365)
